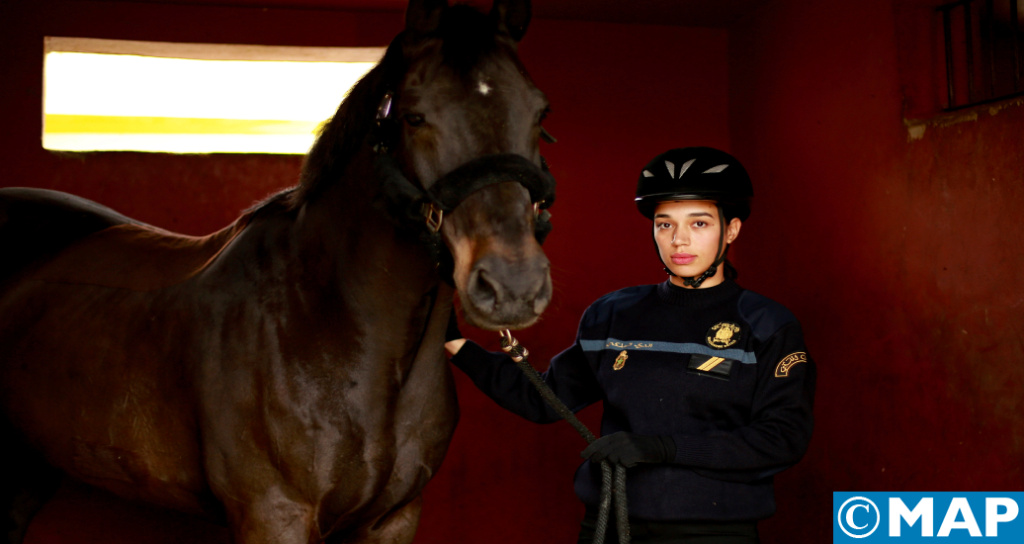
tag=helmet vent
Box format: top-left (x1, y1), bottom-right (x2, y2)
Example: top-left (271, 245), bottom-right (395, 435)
top-left (676, 158), bottom-right (695, 178)
top-left (703, 164), bottom-right (730, 174)
top-left (664, 160), bottom-right (676, 178)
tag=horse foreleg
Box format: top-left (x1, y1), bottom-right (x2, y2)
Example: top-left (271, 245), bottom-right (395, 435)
top-left (222, 490), bottom-right (318, 544)
top-left (3, 479), bottom-right (60, 544)
top-left (367, 496), bottom-right (422, 544)
top-left (1, 435), bottom-right (62, 544)
top-left (325, 496), bottom-right (423, 544)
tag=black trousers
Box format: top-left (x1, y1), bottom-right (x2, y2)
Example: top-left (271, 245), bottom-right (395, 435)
top-left (577, 508), bottom-right (759, 544)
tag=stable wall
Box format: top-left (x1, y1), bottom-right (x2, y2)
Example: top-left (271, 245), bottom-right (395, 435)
top-left (729, 0), bottom-right (1024, 541)
top-left (1, 2), bottom-right (729, 543)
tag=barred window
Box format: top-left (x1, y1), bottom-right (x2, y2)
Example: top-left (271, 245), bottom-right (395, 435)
top-left (937, 0), bottom-right (1024, 110)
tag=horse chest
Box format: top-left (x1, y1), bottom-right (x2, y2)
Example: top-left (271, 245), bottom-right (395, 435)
top-left (198, 329), bottom-right (458, 537)
top-left (323, 350), bottom-right (458, 521)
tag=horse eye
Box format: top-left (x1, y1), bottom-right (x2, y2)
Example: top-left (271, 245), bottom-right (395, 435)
top-left (403, 113), bottom-right (426, 127)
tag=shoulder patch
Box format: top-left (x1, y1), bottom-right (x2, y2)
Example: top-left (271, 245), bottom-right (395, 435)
top-left (706, 322), bottom-right (742, 349)
top-left (774, 351), bottom-right (808, 377)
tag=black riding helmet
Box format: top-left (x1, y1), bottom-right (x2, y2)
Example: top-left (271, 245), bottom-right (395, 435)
top-left (635, 147), bottom-right (753, 287)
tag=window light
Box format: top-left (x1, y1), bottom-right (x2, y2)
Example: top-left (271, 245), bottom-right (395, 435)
top-left (43, 37), bottom-right (385, 154)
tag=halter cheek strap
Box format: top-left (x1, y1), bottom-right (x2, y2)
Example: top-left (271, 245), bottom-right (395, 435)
top-left (372, 89), bottom-right (556, 243)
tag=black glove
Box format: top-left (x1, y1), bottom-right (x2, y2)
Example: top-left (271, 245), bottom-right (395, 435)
top-left (580, 432), bottom-right (676, 468)
top-left (445, 310), bottom-right (463, 342)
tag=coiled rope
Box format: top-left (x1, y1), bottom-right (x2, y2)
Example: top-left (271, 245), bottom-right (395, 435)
top-left (499, 330), bottom-right (630, 544)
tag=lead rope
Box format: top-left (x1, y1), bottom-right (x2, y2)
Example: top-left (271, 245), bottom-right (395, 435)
top-left (499, 330), bottom-right (630, 544)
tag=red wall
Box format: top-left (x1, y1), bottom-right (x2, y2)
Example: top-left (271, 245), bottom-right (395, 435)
top-left (729, 0), bottom-right (1024, 541)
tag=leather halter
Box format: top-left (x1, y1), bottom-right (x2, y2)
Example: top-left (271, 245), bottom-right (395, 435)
top-left (371, 91), bottom-right (556, 278)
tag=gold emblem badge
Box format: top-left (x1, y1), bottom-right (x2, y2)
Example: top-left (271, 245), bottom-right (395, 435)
top-left (774, 351), bottom-right (808, 377)
top-left (706, 322), bottom-right (741, 349)
top-left (613, 350), bottom-right (628, 371)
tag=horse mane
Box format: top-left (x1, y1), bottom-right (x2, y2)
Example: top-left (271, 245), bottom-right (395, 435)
top-left (284, 5), bottom-right (505, 211)
top-left (285, 35), bottom-right (408, 210)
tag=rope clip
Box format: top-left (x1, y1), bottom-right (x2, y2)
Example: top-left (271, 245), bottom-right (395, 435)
top-left (499, 329), bottom-right (529, 362)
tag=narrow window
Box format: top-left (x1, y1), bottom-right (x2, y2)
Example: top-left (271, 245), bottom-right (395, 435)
top-left (937, 0), bottom-right (1023, 110)
top-left (43, 37), bottom-right (385, 154)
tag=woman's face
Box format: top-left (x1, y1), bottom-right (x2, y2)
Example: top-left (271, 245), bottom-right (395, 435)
top-left (653, 200), bottom-right (742, 289)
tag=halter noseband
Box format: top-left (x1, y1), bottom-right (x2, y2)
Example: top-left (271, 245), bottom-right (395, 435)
top-left (373, 152), bottom-right (555, 236)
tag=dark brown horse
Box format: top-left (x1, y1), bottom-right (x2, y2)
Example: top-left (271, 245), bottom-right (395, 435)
top-left (0, 1), bottom-right (554, 542)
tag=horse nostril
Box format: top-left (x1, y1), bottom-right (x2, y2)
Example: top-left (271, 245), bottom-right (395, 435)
top-left (464, 255), bottom-right (551, 325)
top-left (467, 267), bottom-right (498, 312)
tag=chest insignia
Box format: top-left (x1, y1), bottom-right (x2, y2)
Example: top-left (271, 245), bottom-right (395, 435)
top-left (613, 350), bottom-right (628, 371)
top-left (706, 322), bottom-right (742, 349)
top-left (687, 354), bottom-right (735, 380)
top-left (774, 351), bottom-right (808, 377)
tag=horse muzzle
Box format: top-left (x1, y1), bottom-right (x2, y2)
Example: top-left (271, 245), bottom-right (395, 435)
top-left (462, 249), bottom-right (551, 330)
top-left (374, 152), bottom-right (555, 329)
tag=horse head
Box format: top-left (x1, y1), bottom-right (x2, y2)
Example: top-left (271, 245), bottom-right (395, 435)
top-left (388, 0), bottom-right (554, 330)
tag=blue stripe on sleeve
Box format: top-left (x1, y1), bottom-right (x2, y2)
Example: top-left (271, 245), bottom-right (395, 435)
top-left (580, 338), bottom-right (757, 365)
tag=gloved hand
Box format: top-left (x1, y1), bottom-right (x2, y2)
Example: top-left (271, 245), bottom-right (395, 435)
top-left (580, 432), bottom-right (676, 468)
top-left (445, 310), bottom-right (463, 342)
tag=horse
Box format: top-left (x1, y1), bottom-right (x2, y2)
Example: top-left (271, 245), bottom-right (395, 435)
top-left (0, 0), bottom-right (556, 542)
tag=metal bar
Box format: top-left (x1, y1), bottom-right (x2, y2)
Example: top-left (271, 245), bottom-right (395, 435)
top-left (943, 7), bottom-right (957, 107)
top-left (944, 88), bottom-right (1024, 111)
top-left (1013, 0), bottom-right (1021, 90)
top-left (985, 0), bottom-right (996, 98)
top-left (965, 1), bottom-right (976, 102)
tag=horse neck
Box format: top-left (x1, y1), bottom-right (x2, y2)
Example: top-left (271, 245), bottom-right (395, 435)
top-left (288, 149), bottom-right (447, 323)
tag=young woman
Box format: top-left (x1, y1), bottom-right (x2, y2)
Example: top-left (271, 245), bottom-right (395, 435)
top-left (445, 147), bottom-right (816, 543)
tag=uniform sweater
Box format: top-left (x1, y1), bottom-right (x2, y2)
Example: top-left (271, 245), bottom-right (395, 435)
top-left (450, 279), bottom-right (816, 521)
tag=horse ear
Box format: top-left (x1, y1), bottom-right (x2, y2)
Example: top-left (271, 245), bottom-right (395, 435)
top-left (491, 0), bottom-right (531, 41)
top-left (405, 0), bottom-right (448, 35)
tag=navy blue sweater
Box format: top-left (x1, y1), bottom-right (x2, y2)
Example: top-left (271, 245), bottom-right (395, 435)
top-left (451, 279), bottom-right (816, 521)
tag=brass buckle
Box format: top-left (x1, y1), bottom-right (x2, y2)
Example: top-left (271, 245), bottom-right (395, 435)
top-left (424, 203), bottom-right (444, 233)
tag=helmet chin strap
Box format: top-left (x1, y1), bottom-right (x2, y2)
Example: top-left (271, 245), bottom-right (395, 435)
top-left (658, 204), bottom-right (729, 289)
top-left (680, 244), bottom-right (729, 288)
